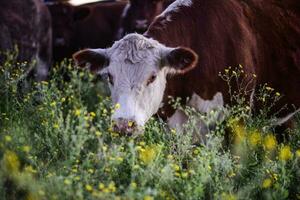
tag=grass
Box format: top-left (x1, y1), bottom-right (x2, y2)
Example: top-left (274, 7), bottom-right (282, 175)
top-left (0, 54), bottom-right (300, 200)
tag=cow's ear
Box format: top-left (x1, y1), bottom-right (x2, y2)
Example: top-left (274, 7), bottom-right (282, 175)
top-left (73, 49), bottom-right (109, 73)
top-left (162, 47), bottom-right (198, 74)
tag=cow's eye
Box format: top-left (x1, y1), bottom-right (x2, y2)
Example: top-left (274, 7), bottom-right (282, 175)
top-left (146, 74), bottom-right (157, 86)
top-left (102, 73), bottom-right (114, 85)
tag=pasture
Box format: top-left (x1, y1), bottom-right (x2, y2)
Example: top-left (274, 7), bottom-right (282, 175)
top-left (1, 0), bottom-right (300, 199)
top-left (0, 54), bottom-right (299, 200)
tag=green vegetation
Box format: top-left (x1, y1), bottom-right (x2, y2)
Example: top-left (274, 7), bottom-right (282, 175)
top-left (0, 54), bottom-right (300, 200)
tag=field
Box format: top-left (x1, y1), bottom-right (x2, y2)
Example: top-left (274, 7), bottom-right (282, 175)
top-left (0, 53), bottom-right (300, 200)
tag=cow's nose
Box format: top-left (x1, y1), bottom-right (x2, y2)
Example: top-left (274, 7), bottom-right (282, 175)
top-left (112, 118), bottom-right (137, 135)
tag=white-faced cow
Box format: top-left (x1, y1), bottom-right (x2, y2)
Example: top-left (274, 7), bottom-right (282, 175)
top-left (117, 0), bottom-right (173, 38)
top-left (74, 0), bottom-right (300, 135)
top-left (0, 0), bottom-right (52, 81)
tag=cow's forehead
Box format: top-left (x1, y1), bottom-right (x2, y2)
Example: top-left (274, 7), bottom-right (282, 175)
top-left (108, 34), bottom-right (163, 64)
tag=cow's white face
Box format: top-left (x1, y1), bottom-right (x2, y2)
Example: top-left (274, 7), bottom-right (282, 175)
top-left (73, 34), bottom-right (198, 134)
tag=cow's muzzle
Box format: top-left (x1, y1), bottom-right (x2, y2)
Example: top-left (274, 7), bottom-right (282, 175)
top-left (113, 118), bottom-right (137, 136)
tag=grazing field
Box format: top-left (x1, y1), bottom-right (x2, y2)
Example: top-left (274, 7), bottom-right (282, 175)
top-left (0, 54), bottom-right (300, 200)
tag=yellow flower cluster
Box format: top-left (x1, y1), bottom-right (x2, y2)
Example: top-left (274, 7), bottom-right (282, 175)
top-left (248, 130), bottom-right (261, 147)
top-left (263, 135), bottom-right (277, 151)
top-left (279, 145), bottom-right (293, 161)
top-left (138, 144), bottom-right (160, 165)
top-left (262, 178), bottom-right (272, 189)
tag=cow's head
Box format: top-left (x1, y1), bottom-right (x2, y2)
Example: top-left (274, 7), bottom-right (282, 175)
top-left (47, 3), bottom-right (74, 47)
top-left (73, 34), bottom-right (198, 135)
top-left (122, 0), bottom-right (169, 34)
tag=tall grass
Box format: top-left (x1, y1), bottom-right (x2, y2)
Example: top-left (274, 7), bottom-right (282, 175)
top-left (0, 55), bottom-right (299, 200)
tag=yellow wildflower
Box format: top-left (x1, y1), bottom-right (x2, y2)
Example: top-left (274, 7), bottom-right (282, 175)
top-left (279, 145), bottom-right (293, 161)
top-left (95, 131), bottom-right (102, 137)
top-left (53, 124), bottom-right (59, 129)
top-left (139, 145), bottom-right (160, 165)
top-left (248, 130), bottom-right (261, 147)
top-left (264, 134), bottom-right (277, 151)
top-left (114, 103), bottom-right (121, 110)
top-left (172, 164), bottom-right (180, 171)
top-left (296, 149), bottom-right (300, 157)
top-left (98, 183), bottom-right (105, 190)
top-left (229, 120), bottom-right (246, 144)
top-left (22, 145), bottom-right (31, 153)
top-left (24, 165), bottom-right (37, 174)
top-left (116, 157), bottom-right (124, 162)
top-left (85, 184), bottom-right (93, 192)
top-left (266, 87), bottom-right (274, 91)
top-left (64, 179), bottom-right (72, 185)
top-left (50, 102), bottom-right (56, 107)
top-left (2, 151), bottom-right (20, 173)
top-left (139, 141), bottom-right (146, 146)
top-left (144, 195), bottom-right (154, 200)
top-left (108, 182), bottom-right (116, 192)
top-left (133, 165), bottom-right (140, 170)
top-left (170, 129), bottom-right (176, 135)
top-left (128, 121), bottom-right (134, 127)
top-left (90, 112), bottom-right (96, 117)
top-left (262, 178), bottom-right (272, 188)
top-left (102, 146), bottom-right (108, 152)
top-left (193, 149), bottom-right (200, 155)
top-left (181, 172), bottom-right (189, 178)
top-left (130, 182), bottom-right (137, 189)
top-left (5, 135), bottom-right (12, 142)
top-left (74, 109), bottom-right (81, 116)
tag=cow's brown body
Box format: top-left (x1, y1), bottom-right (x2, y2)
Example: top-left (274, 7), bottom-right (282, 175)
top-left (48, 1), bottom-right (126, 61)
top-left (0, 0), bottom-right (52, 80)
top-left (145, 0), bottom-right (300, 119)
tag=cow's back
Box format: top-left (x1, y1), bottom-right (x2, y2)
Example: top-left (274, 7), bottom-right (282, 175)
top-left (146, 0), bottom-right (300, 118)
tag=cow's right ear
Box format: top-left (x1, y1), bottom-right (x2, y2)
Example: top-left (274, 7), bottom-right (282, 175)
top-left (73, 49), bottom-right (109, 73)
top-left (161, 47), bottom-right (198, 75)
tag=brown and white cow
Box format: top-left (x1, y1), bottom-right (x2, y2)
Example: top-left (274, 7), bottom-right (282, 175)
top-left (47, 1), bottom-right (126, 61)
top-left (73, 0), bottom-right (300, 134)
top-left (117, 0), bottom-right (173, 38)
top-left (0, 0), bottom-right (52, 81)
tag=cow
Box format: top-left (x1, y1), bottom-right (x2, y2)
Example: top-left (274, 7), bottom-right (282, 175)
top-left (0, 0), bottom-right (52, 81)
top-left (47, 1), bottom-right (126, 62)
top-left (117, 0), bottom-right (173, 38)
top-left (73, 0), bottom-right (300, 135)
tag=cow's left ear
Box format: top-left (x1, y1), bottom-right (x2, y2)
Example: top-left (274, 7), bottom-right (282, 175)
top-left (161, 47), bottom-right (198, 74)
top-left (73, 49), bottom-right (109, 73)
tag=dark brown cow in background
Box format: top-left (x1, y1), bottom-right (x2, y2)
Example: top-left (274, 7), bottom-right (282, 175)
top-left (47, 1), bottom-right (126, 62)
top-left (117, 0), bottom-right (173, 38)
top-left (0, 0), bottom-right (52, 81)
top-left (74, 0), bottom-right (300, 134)
top-left (46, 1), bottom-right (74, 62)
